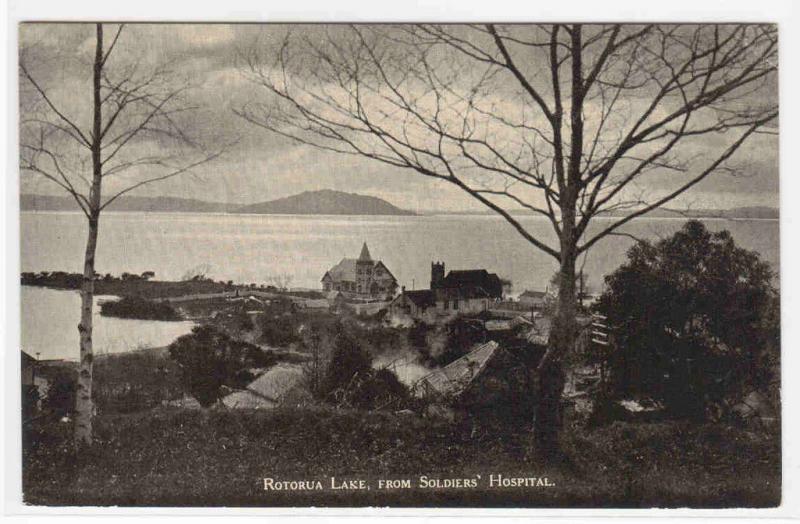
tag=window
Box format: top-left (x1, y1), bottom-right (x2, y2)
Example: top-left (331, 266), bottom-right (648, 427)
top-left (453, 299), bottom-right (459, 310)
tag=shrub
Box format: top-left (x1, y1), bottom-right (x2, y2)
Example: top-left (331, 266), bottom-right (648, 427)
top-left (168, 326), bottom-right (276, 407)
top-left (323, 331), bottom-right (373, 401)
top-left (41, 368), bottom-right (76, 417)
top-left (93, 349), bottom-right (184, 414)
top-left (22, 385), bottom-right (40, 421)
top-left (308, 327), bottom-right (409, 410)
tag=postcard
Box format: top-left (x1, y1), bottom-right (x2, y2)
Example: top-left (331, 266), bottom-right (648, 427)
top-left (16, 21), bottom-right (781, 509)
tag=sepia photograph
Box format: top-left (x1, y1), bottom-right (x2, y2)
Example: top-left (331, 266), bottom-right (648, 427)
top-left (15, 19), bottom-right (782, 509)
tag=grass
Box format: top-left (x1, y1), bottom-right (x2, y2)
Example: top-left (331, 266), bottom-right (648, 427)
top-left (22, 406), bottom-right (780, 508)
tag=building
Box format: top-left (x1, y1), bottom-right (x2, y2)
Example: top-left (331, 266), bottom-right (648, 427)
top-left (430, 262), bottom-right (504, 299)
top-left (21, 351), bottom-right (49, 412)
top-left (411, 340), bottom-right (535, 425)
top-left (321, 242), bottom-right (398, 300)
top-left (519, 290), bottom-right (548, 309)
top-left (389, 262), bottom-right (505, 323)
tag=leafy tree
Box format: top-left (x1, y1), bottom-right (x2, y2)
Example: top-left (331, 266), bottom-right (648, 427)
top-left (596, 220), bottom-right (778, 418)
top-left (323, 331), bottom-right (373, 403)
top-left (167, 326), bottom-right (270, 407)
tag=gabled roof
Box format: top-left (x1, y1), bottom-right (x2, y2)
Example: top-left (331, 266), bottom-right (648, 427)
top-left (358, 242), bottom-right (372, 262)
top-left (403, 289), bottom-right (436, 308)
top-left (415, 341), bottom-right (500, 398)
top-left (21, 350), bottom-right (36, 366)
top-left (373, 260), bottom-right (397, 281)
top-left (434, 286), bottom-right (490, 300)
top-left (439, 269), bottom-right (503, 298)
top-left (325, 258), bottom-right (357, 282)
top-left (520, 290), bottom-right (547, 299)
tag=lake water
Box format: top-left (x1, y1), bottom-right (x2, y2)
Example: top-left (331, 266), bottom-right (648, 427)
top-left (20, 211), bottom-right (779, 360)
top-left (21, 286), bottom-right (196, 361)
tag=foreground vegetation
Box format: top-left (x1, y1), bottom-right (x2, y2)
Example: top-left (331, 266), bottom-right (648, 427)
top-left (22, 406), bottom-right (779, 507)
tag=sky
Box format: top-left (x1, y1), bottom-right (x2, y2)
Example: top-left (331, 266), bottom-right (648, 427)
top-left (18, 23), bottom-right (780, 213)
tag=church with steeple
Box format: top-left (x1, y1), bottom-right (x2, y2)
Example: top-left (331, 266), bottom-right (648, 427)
top-left (321, 242), bottom-right (398, 300)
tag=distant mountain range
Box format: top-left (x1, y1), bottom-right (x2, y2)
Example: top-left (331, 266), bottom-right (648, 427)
top-left (20, 190), bottom-right (415, 216)
top-left (20, 191), bottom-right (776, 219)
top-left (445, 205), bottom-right (778, 220)
top-left (605, 206), bottom-right (779, 220)
top-left (577, 206), bottom-right (776, 220)
top-left (20, 194), bottom-right (234, 213)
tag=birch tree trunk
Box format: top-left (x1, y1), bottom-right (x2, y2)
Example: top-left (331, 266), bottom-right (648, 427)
top-left (21, 22), bottom-right (223, 445)
top-left (74, 24), bottom-right (103, 446)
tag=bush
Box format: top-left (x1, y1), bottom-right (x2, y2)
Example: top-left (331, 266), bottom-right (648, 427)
top-left (301, 326), bottom-right (409, 410)
top-left (323, 331), bottom-right (373, 401)
top-left (596, 220), bottom-right (779, 418)
top-left (408, 321), bottom-right (430, 350)
top-left (93, 350), bottom-right (184, 414)
top-left (22, 385), bottom-right (40, 421)
top-left (41, 368), bottom-right (76, 417)
top-left (168, 326), bottom-right (277, 406)
top-left (100, 296), bottom-right (181, 321)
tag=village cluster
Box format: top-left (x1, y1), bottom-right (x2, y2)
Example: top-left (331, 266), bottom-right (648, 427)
top-left (22, 242), bottom-right (583, 422)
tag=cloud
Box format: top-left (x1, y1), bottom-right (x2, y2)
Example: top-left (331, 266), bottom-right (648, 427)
top-left (18, 23), bottom-right (779, 213)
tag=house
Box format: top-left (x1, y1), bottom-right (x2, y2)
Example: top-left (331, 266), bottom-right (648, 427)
top-left (390, 289), bottom-right (436, 320)
top-left (388, 262), bottom-right (504, 323)
top-left (321, 242), bottom-right (398, 300)
top-left (21, 351), bottom-right (49, 411)
top-left (413, 341), bottom-right (501, 399)
top-left (431, 262), bottom-right (504, 299)
top-left (412, 340), bottom-right (536, 425)
top-left (518, 290), bottom-right (548, 309)
top-left (222, 363), bottom-right (310, 409)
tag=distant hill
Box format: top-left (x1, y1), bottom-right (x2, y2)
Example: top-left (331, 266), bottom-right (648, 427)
top-left (603, 206), bottom-right (779, 220)
top-left (478, 205), bottom-right (778, 220)
top-left (21, 194), bottom-right (233, 213)
top-left (235, 190), bottom-right (415, 216)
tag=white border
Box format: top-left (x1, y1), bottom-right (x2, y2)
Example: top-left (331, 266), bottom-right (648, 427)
top-left (3, 0), bottom-right (799, 522)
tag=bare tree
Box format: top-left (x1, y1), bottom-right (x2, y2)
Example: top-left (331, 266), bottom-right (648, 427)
top-left (236, 24), bottom-right (777, 453)
top-left (20, 23), bottom-right (226, 445)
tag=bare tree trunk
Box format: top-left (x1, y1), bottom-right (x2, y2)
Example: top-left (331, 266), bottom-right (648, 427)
top-left (74, 23), bottom-right (104, 446)
top-left (532, 25), bottom-right (582, 456)
top-left (75, 213), bottom-right (99, 444)
top-left (533, 238), bottom-right (577, 456)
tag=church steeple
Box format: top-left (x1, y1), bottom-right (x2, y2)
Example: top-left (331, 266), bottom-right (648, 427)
top-left (358, 242), bottom-right (372, 262)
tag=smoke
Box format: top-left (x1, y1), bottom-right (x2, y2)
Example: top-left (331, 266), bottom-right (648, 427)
top-left (372, 350), bottom-right (432, 387)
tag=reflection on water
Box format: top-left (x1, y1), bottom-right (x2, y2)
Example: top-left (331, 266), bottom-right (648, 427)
top-left (21, 286), bottom-right (195, 361)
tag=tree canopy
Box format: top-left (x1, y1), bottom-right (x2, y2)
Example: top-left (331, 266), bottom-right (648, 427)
top-left (596, 220), bottom-right (778, 417)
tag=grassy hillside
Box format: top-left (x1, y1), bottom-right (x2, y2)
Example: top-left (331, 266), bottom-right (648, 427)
top-left (23, 407), bottom-right (780, 507)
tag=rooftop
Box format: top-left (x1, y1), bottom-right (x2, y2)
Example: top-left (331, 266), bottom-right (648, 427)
top-left (414, 341), bottom-right (500, 398)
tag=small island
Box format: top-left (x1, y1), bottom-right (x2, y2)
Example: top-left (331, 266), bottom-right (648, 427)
top-left (99, 296), bottom-right (182, 321)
